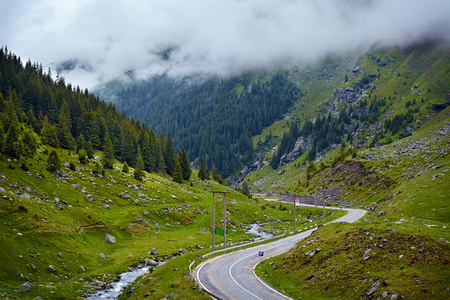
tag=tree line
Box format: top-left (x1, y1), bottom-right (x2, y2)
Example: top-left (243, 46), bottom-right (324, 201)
top-left (114, 71), bottom-right (302, 179)
top-left (0, 47), bottom-right (197, 183)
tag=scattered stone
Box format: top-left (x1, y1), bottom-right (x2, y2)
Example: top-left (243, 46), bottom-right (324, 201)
top-left (127, 287), bottom-right (135, 295)
top-left (99, 253), bottom-right (106, 258)
top-left (306, 248), bottom-right (321, 258)
top-left (17, 282), bottom-right (32, 292)
top-left (391, 294), bottom-right (398, 300)
top-left (105, 234), bottom-right (116, 244)
top-left (363, 279), bottom-right (380, 296)
top-left (146, 259), bottom-right (158, 267)
top-left (151, 248), bottom-right (158, 255)
top-left (20, 193), bottom-right (32, 199)
top-left (178, 248), bottom-right (186, 254)
top-left (142, 210), bottom-right (149, 217)
top-left (48, 265), bottom-right (56, 272)
top-left (80, 266), bottom-right (86, 272)
top-left (382, 291), bottom-right (389, 298)
top-left (119, 192), bottom-right (130, 199)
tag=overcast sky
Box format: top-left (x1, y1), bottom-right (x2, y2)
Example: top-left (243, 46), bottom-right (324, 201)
top-left (1, 0), bottom-right (449, 89)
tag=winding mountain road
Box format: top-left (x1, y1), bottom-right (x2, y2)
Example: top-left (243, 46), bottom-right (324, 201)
top-left (192, 205), bottom-right (366, 300)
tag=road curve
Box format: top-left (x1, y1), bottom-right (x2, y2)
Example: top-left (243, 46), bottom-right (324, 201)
top-left (192, 205), bottom-right (366, 300)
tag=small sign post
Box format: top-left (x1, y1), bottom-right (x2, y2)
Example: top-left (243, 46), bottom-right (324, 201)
top-left (259, 251), bottom-right (264, 262)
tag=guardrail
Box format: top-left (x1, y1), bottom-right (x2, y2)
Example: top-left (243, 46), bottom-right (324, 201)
top-left (188, 224), bottom-right (317, 299)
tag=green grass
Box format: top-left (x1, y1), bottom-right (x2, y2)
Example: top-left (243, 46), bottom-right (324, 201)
top-left (256, 223), bottom-right (450, 299)
top-left (0, 144), bottom-right (339, 299)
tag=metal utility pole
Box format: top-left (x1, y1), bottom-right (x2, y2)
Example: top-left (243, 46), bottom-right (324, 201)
top-left (315, 188), bottom-right (317, 207)
top-left (322, 190), bottom-right (325, 222)
top-left (223, 192), bottom-right (227, 250)
top-left (212, 192), bottom-right (216, 252)
top-left (211, 191), bottom-right (227, 252)
top-left (293, 194), bottom-right (296, 232)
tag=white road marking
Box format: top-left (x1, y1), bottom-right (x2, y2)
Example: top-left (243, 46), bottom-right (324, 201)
top-left (228, 242), bottom-right (290, 299)
top-left (194, 205), bottom-right (366, 299)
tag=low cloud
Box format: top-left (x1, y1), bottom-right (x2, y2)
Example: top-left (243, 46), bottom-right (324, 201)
top-left (2, 0), bottom-right (449, 89)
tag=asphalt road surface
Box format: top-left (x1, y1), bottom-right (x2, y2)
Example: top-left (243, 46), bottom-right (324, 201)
top-left (192, 205), bottom-right (366, 300)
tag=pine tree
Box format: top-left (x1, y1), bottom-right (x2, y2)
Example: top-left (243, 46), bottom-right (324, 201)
top-left (46, 150), bottom-right (61, 172)
top-left (102, 130), bottom-right (115, 169)
top-left (210, 163), bottom-right (223, 184)
top-left (86, 140), bottom-right (94, 159)
top-left (76, 134), bottom-right (86, 152)
top-left (172, 155), bottom-right (184, 183)
top-left (40, 115), bottom-right (60, 148)
top-left (241, 181), bottom-right (250, 197)
top-left (21, 128), bottom-right (38, 158)
top-left (198, 157), bottom-right (206, 180)
top-left (122, 161), bottom-right (129, 173)
top-left (5, 122), bottom-right (22, 158)
top-left (133, 146), bottom-right (145, 181)
top-left (163, 133), bottom-right (175, 175)
top-left (148, 129), bottom-right (158, 172)
top-left (0, 125), bottom-right (4, 153)
top-left (205, 162), bottom-right (210, 180)
top-left (57, 100), bottom-right (75, 149)
top-left (178, 147), bottom-right (191, 180)
top-left (78, 149), bottom-right (87, 164)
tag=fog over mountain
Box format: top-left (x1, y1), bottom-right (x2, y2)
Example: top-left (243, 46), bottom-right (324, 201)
top-left (1, 0), bottom-right (449, 89)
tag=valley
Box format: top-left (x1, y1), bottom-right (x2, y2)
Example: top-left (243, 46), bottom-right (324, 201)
top-left (0, 38), bottom-right (449, 300)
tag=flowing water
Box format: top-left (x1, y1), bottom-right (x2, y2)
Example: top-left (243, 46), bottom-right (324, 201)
top-left (87, 223), bottom-right (271, 299)
top-left (248, 223), bottom-right (273, 240)
top-left (86, 266), bottom-right (150, 299)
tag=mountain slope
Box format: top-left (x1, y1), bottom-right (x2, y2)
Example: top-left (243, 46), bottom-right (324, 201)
top-left (245, 39), bottom-right (450, 193)
top-left (256, 107), bottom-right (450, 299)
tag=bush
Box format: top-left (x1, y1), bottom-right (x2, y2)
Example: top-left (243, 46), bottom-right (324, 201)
top-left (20, 161), bottom-right (29, 171)
top-left (46, 150), bottom-right (61, 172)
top-left (122, 161), bottom-right (129, 173)
top-left (78, 149), bottom-right (87, 164)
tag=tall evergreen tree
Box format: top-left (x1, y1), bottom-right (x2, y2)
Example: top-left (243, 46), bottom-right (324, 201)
top-left (5, 122), bottom-right (22, 158)
top-left (210, 163), bottom-right (223, 184)
top-left (85, 140), bottom-right (94, 159)
top-left (178, 147), bottom-right (191, 180)
top-left (21, 128), bottom-right (38, 158)
top-left (102, 130), bottom-right (115, 169)
top-left (133, 146), bottom-right (145, 181)
top-left (46, 149), bottom-right (61, 171)
top-left (57, 100), bottom-right (75, 149)
top-left (0, 125), bottom-right (4, 153)
top-left (163, 133), bottom-right (175, 175)
top-left (172, 155), bottom-right (184, 183)
top-left (198, 157), bottom-right (207, 180)
top-left (40, 115), bottom-right (60, 148)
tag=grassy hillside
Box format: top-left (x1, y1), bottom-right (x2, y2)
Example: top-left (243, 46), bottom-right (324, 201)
top-left (247, 39), bottom-right (450, 193)
top-left (255, 107), bottom-right (450, 299)
top-left (0, 143), bottom-right (339, 299)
